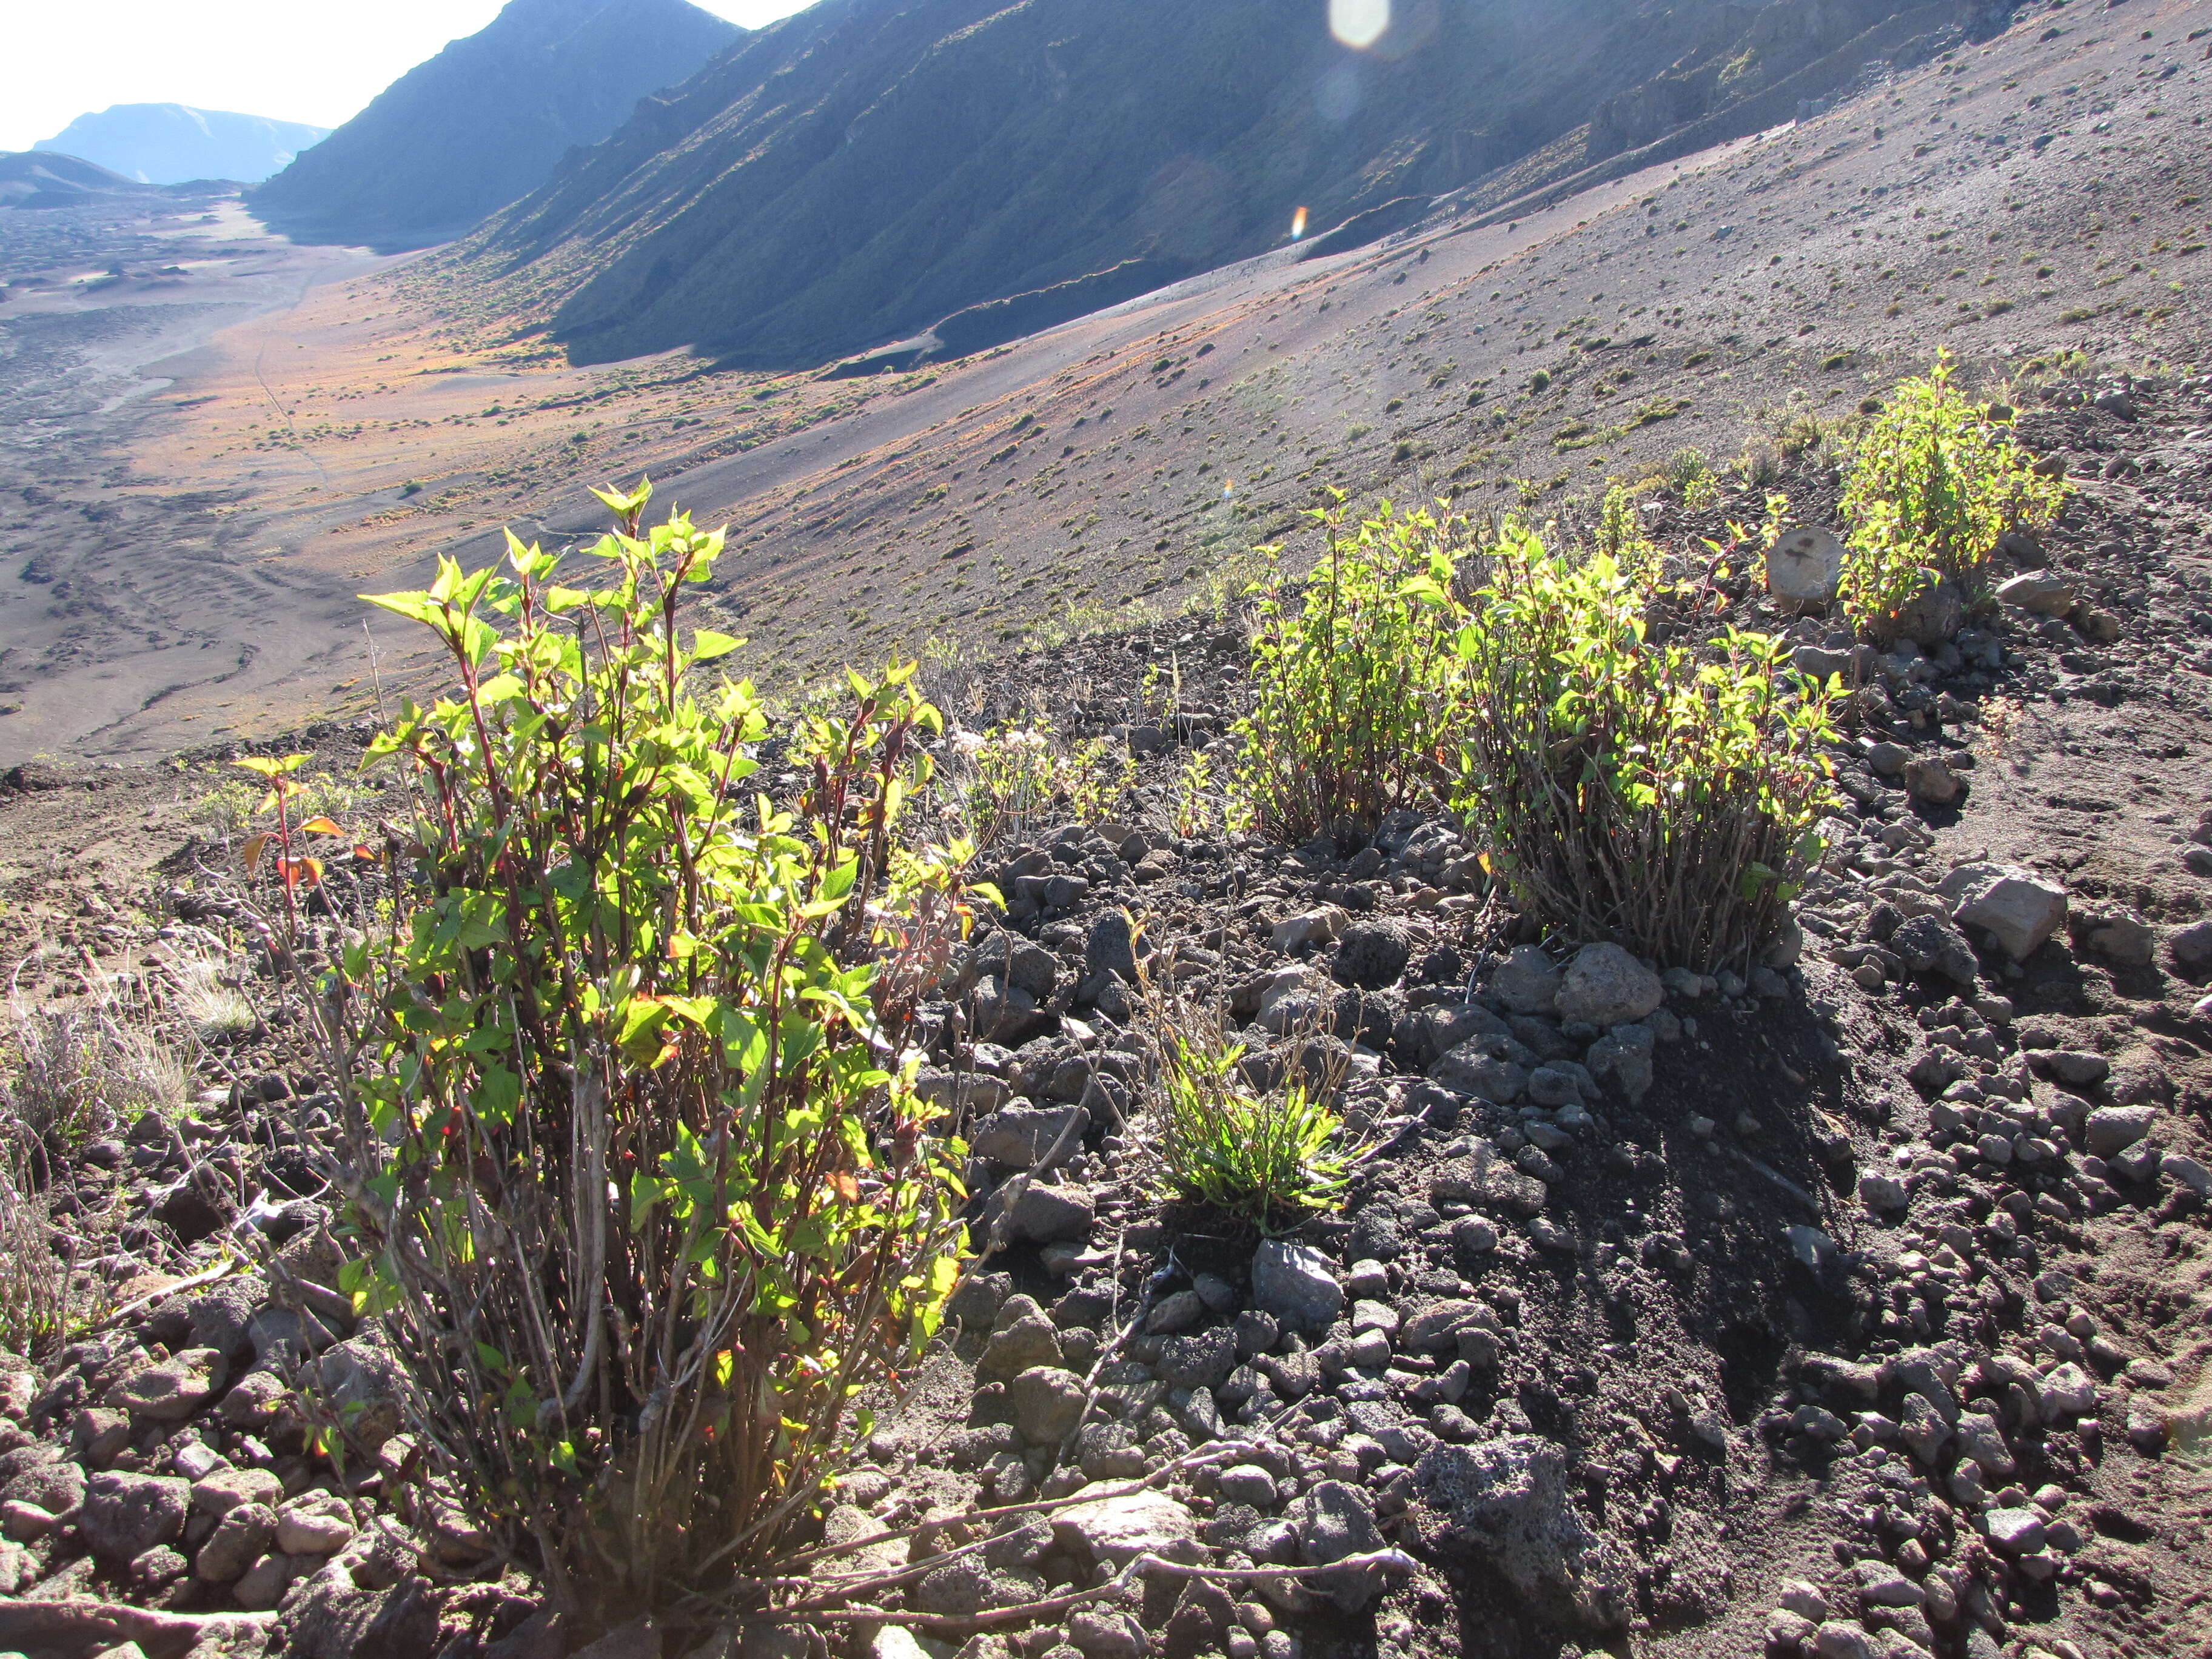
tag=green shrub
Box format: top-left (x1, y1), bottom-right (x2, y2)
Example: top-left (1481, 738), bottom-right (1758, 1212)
top-left (323, 488), bottom-right (976, 1618)
top-left (951, 722), bottom-right (1133, 845)
top-left (1838, 351), bottom-right (2067, 632)
top-left (1140, 960), bottom-right (1352, 1230)
top-left (1447, 522), bottom-right (1840, 970)
top-left (1233, 500), bottom-right (1466, 844)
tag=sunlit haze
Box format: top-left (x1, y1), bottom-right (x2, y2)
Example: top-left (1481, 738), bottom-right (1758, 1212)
top-left (2, 0), bottom-right (809, 154)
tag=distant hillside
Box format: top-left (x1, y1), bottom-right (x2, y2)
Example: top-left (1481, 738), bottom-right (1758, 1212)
top-left (446, 0), bottom-right (1964, 369)
top-left (35, 106), bottom-right (329, 185)
top-left (0, 150), bottom-right (158, 208)
top-left (252, 0), bottom-right (742, 252)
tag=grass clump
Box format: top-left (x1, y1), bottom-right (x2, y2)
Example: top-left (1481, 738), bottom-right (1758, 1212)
top-left (1838, 350), bottom-right (2067, 633)
top-left (0, 1134), bottom-right (65, 1359)
top-left (1140, 960), bottom-right (1353, 1230)
top-left (1232, 499), bottom-right (1465, 845)
top-left (1447, 522), bottom-right (1841, 970)
top-left (318, 484), bottom-right (978, 1619)
top-left (1, 1004), bottom-right (183, 1155)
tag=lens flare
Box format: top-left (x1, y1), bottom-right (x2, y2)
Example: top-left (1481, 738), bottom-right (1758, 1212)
top-left (1290, 205), bottom-right (1309, 241)
top-left (1329, 0), bottom-right (1390, 50)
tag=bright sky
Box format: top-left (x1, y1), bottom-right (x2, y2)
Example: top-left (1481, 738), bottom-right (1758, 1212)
top-left (2, 0), bottom-right (811, 153)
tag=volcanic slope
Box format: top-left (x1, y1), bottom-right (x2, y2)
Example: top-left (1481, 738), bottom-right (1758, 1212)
top-left (441, 0), bottom-right (1957, 368)
top-left (8, 0), bottom-right (2211, 761)
top-left (249, 0), bottom-right (741, 252)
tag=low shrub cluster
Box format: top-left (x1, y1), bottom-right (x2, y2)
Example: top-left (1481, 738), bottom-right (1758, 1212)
top-left (1447, 526), bottom-right (1840, 971)
top-left (1839, 350), bottom-right (2068, 634)
top-left (1232, 497), bottom-right (1466, 845)
top-left (950, 721), bottom-right (1133, 845)
top-left (304, 488), bottom-right (979, 1617)
top-left (1230, 500), bottom-right (1840, 970)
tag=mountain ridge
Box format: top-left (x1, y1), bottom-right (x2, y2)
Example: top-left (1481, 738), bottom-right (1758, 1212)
top-left (34, 104), bottom-right (329, 186)
top-left (437, 0), bottom-right (1968, 370)
top-left (251, 0), bottom-right (742, 252)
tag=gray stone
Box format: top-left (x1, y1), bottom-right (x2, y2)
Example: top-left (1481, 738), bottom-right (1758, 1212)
top-left (1293, 1480), bottom-right (1388, 1613)
top-left (1218, 1465), bottom-right (1279, 1508)
top-left (2169, 920), bottom-right (2212, 970)
top-left (1982, 1507), bottom-right (2045, 1554)
top-left (1145, 1290), bottom-right (1207, 1336)
top-left (1, 1456), bottom-right (85, 1517)
top-left (1888, 576), bottom-right (1963, 647)
top-left (314, 1335), bottom-right (407, 1451)
top-left (1898, 1393), bottom-right (1951, 1466)
top-left (191, 1466), bottom-right (283, 1517)
top-left (1054, 1488), bottom-right (1204, 1568)
top-left (1490, 947), bottom-right (1564, 1016)
top-left (1333, 922), bottom-right (1411, 990)
top-left (195, 1501), bottom-right (275, 1582)
top-left (1252, 1241), bottom-right (1343, 1330)
top-left (2079, 909), bottom-right (2155, 967)
top-left (1008, 1367), bottom-right (1088, 1446)
top-left (1553, 943), bottom-right (1663, 1028)
top-left (1995, 571), bottom-right (2076, 617)
top-left (106, 1349), bottom-right (226, 1423)
top-left (1812, 1621), bottom-right (1882, 1659)
top-left (220, 1369), bottom-right (290, 1430)
top-left (80, 1470), bottom-right (189, 1562)
top-left (1007, 1183), bottom-right (1095, 1245)
top-left (1584, 1023), bottom-right (1655, 1104)
top-left (1904, 757), bottom-right (1962, 807)
top-left (1941, 864), bottom-right (2067, 962)
top-left (1854, 1558), bottom-right (1923, 1608)
top-left (1085, 913), bottom-right (1141, 983)
top-left (1955, 1410), bottom-right (2014, 1478)
top-left (1888, 914), bottom-right (1978, 987)
top-left (1526, 1065), bottom-right (1584, 1107)
top-left (187, 1278), bottom-right (267, 1360)
top-left (1066, 1610), bottom-right (1146, 1659)
top-left (979, 1304), bottom-right (1064, 1382)
top-left (2039, 1362), bottom-right (2096, 1419)
top-left (1157, 1328), bottom-right (1238, 1392)
top-left (2162, 1152), bottom-right (2212, 1198)
top-left (1858, 1172), bottom-right (1910, 1214)
top-left (970, 1105), bottom-right (1088, 1170)
top-left (276, 1490), bottom-right (356, 1555)
top-left (2040, 1048), bottom-right (2111, 1088)
top-left (1413, 1436), bottom-right (1632, 1633)
top-left (1429, 1045), bottom-right (1526, 1104)
top-left (1767, 526), bottom-right (1845, 610)
top-left (2084, 1105), bottom-right (2154, 1158)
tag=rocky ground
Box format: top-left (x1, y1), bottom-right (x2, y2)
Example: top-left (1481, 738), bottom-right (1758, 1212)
top-left (2, 363), bottom-right (2211, 1659)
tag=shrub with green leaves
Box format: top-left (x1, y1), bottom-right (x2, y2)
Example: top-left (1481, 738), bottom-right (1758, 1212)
top-left (1449, 522), bottom-right (1840, 970)
top-left (1839, 351), bottom-right (2067, 634)
top-left (1233, 499), bottom-right (1466, 844)
top-left (950, 722), bottom-right (1133, 845)
top-left (321, 486), bottom-right (977, 1618)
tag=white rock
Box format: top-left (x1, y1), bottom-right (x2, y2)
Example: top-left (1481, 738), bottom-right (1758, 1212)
top-left (1766, 527), bottom-right (1845, 609)
top-left (1270, 908), bottom-right (1346, 953)
top-left (1940, 863), bottom-right (2066, 961)
top-left (1994, 571), bottom-right (2077, 617)
top-left (1053, 1487), bottom-right (1204, 1567)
